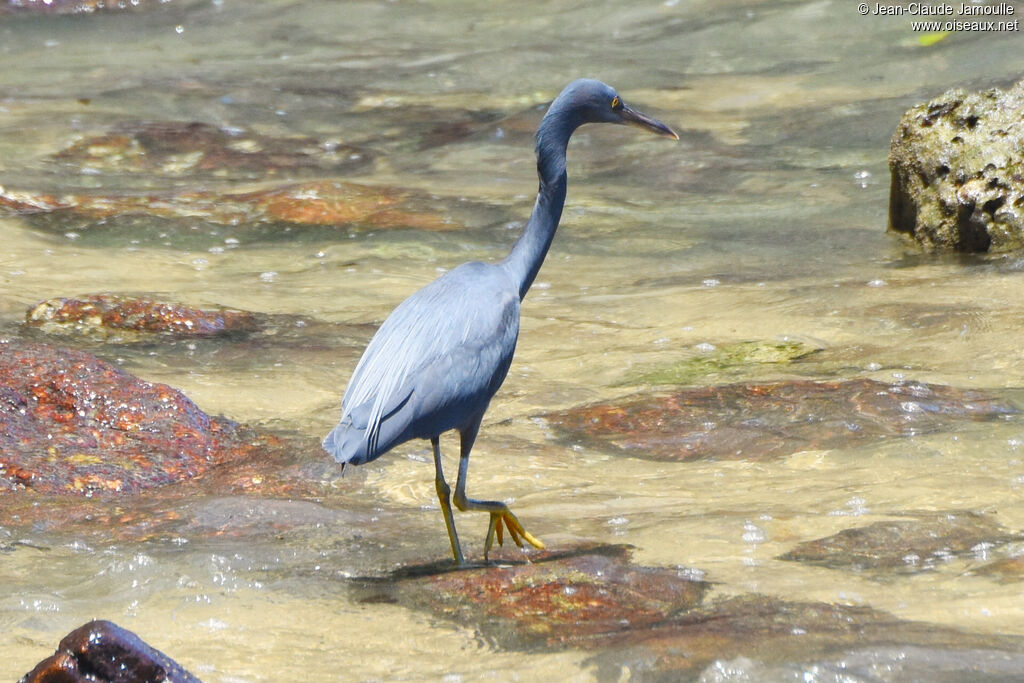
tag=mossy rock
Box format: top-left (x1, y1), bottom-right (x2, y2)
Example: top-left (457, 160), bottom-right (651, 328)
top-left (626, 340), bottom-right (819, 386)
top-left (889, 78), bottom-right (1024, 252)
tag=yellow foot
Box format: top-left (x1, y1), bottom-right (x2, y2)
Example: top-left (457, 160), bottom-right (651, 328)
top-left (484, 509), bottom-right (545, 559)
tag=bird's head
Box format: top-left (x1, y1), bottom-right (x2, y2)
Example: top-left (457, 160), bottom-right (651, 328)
top-left (552, 78), bottom-right (679, 140)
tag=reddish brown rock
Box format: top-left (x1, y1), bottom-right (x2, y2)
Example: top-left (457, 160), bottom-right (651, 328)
top-left (53, 121), bottom-right (371, 178)
top-left (0, 339), bottom-right (266, 495)
top-left (778, 511), bottom-right (1023, 572)
top-left (0, 180), bottom-right (456, 232)
top-left (362, 544), bottom-right (709, 650)
top-left (365, 544), bottom-right (1024, 678)
top-left (237, 181), bottom-right (452, 230)
top-left (20, 620), bottom-right (200, 683)
top-left (545, 379), bottom-right (1016, 461)
top-left (0, 437), bottom-right (364, 544)
top-left (26, 294), bottom-right (258, 339)
top-left (0, 188), bottom-right (64, 213)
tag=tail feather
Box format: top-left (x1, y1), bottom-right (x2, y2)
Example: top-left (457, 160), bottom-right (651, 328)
top-left (322, 416), bottom-right (371, 466)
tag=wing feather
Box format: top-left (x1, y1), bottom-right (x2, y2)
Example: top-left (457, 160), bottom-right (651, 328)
top-left (337, 262), bottom-right (519, 458)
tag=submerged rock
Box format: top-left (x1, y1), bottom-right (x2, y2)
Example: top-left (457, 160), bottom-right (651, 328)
top-left (20, 619), bottom-right (200, 683)
top-left (544, 378), bottom-right (1016, 462)
top-left (0, 180), bottom-right (457, 236)
top-left (26, 294), bottom-right (259, 340)
top-left (587, 594), bottom-right (1024, 680)
top-left (360, 544), bottom-right (1024, 679)
top-left (236, 181), bottom-right (452, 229)
top-left (0, 435), bottom-right (366, 544)
top-left (971, 554), bottom-right (1024, 583)
top-left (777, 511), bottom-right (1023, 572)
top-left (689, 645), bottom-right (1024, 683)
top-left (53, 120), bottom-right (370, 179)
top-left (20, 291), bottom-right (376, 377)
top-left (0, 0), bottom-right (162, 13)
top-left (356, 544), bottom-right (709, 650)
top-left (0, 339), bottom-right (267, 495)
top-left (350, 90), bottom-right (545, 150)
top-left (889, 79), bottom-right (1024, 252)
top-left (625, 339), bottom-right (820, 386)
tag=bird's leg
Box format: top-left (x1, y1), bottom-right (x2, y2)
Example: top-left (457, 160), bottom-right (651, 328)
top-left (432, 437), bottom-right (465, 567)
top-left (452, 421), bottom-right (544, 561)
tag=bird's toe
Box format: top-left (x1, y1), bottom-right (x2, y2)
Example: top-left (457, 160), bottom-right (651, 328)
top-left (485, 510), bottom-right (544, 559)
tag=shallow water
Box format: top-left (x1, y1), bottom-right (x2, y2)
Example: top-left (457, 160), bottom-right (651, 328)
top-left (3, 0), bottom-right (1024, 680)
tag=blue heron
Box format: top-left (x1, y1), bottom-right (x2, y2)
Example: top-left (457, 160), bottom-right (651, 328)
top-left (324, 79), bottom-right (677, 566)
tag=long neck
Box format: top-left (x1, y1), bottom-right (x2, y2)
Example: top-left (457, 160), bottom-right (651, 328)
top-left (501, 106), bottom-right (579, 300)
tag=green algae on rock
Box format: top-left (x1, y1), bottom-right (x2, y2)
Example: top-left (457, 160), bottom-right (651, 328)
top-left (778, 511), bottom-right (1024, 573)
top-left (889, 79), bottom-right (1024, 252)
top-left (626, 339), bottom-right (820, 386)
top-left (544, 378), bottom-right (1017, 462)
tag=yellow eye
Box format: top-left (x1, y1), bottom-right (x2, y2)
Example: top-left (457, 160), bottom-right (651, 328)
top-left (610, 96), bottom-right (621, 110)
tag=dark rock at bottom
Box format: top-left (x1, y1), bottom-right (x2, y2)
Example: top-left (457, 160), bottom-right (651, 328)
top-left (20, 620), bottom-right (200, 683)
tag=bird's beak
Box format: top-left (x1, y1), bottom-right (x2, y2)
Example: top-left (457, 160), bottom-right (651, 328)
top-left (620, 104), bottom-right (679, 140)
